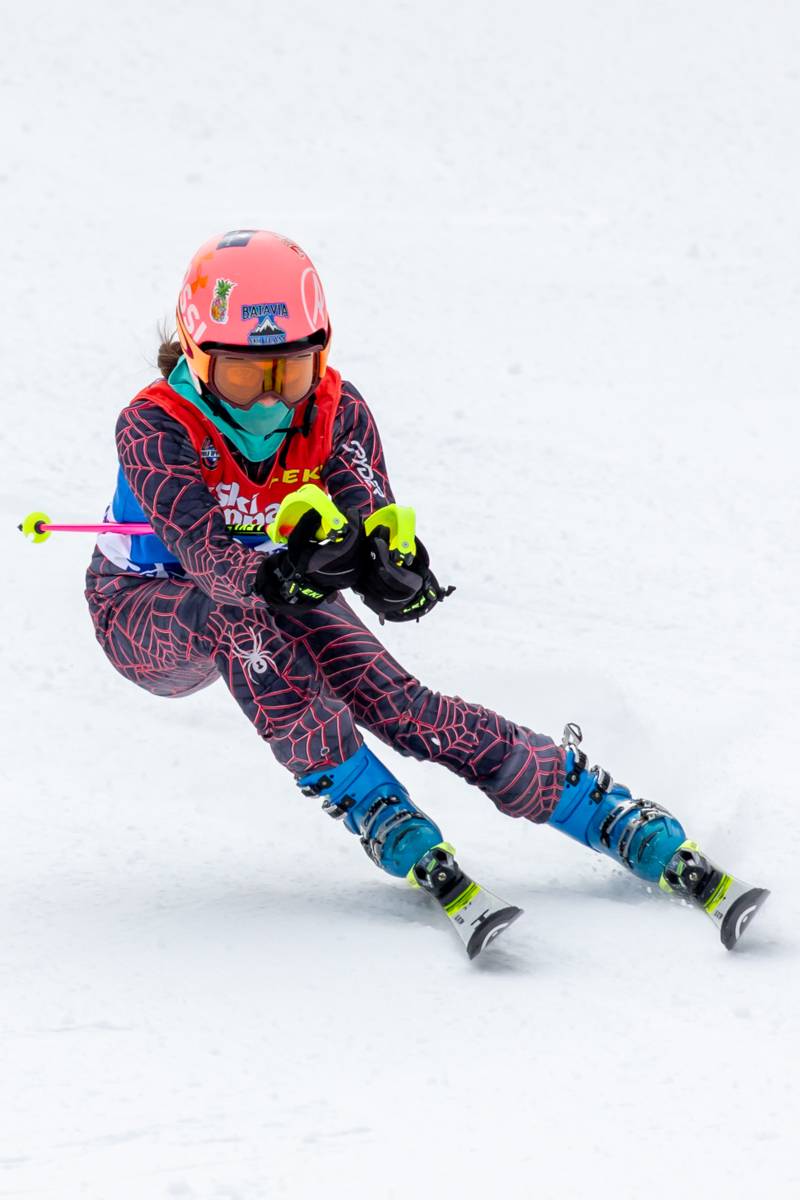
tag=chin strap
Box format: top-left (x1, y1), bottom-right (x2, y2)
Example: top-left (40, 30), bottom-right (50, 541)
top-left (198, 385), bottom-right (317, 466)
top-left (199, 383), bottom-right (249, 433)
top-left (278, 394), bottom-right (316, 468)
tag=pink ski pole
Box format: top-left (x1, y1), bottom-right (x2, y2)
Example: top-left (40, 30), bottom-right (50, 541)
top-left (19, 511), bottom-right (154, 544)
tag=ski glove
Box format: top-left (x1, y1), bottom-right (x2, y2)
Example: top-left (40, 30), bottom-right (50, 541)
top-left (254, 508), bottom-right (364, 611)
top-left (357, 527), bottom-right (454, 623)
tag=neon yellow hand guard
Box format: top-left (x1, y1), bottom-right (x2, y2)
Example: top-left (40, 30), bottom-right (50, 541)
top-left (364, 504), bottom-right (417, 564)
top-left (267, 484), bottom-right (348, 544)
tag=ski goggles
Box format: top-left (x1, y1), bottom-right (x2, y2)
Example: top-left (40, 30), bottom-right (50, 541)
top-left (208, 348), bottom-right (327, 409)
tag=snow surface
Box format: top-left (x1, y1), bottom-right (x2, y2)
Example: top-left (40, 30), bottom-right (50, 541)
top-left (2, 2), bottom-right (799, 1197)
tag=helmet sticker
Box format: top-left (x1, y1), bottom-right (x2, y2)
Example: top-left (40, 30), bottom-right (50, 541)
top-left (210, 278), bottom-right (236, 324)
top-left (278, 236), bottom-right (307, 259)
top-left (186, 250), bottom-right (213, 296)
top-left (242, 302), bottom-right (289, 345)
top-left (179, 284), bottom-right (207, 344)
top-left (301, 267), bottom-right (327, 330)
top-left (217, 230), bottom-right (256, 249)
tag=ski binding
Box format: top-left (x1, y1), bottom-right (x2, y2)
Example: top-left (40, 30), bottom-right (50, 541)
top-left (410, 843), bottom-right (523, 959)
top-left (660, 840), bottom-right (770, 949)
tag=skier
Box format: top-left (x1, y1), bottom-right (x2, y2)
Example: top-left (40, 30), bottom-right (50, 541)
top-left (84, 230), bottom-right (767, 957)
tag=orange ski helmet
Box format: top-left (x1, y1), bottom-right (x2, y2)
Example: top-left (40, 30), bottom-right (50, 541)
top-left (175, 230), bottom-right (331, 396)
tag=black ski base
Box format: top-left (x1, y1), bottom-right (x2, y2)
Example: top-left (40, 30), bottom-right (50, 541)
top-left (720, 887), bottom-right (770, 950)
top-left (465, 904), bottom-right (524, 960)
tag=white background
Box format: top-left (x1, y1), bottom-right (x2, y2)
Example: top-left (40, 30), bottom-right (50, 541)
top-left (2, 1), bottom-right (798, 1197)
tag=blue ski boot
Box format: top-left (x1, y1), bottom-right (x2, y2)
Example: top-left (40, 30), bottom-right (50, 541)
top-left (548, 723), bottom-right (769, 949)
top-left (298, 744), bottom-right (442, 877)
top-left (298, 745), bottom-right (524, 958)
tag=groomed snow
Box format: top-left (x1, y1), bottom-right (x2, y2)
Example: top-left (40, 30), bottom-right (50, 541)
top-left (2, 2), bottom-right (798, 1197)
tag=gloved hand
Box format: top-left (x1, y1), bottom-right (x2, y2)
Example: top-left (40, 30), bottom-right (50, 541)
top-left (255, 508), bottom-right (364, 611)
top-left (357, 526), bottom-right (454, 622)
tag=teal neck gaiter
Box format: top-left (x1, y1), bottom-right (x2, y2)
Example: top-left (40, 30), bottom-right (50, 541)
top-left (167, 356), bottom-right (293, 462)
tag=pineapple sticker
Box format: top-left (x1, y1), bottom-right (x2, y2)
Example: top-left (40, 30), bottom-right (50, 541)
top-left (210, 278), bottom-right (236, 324)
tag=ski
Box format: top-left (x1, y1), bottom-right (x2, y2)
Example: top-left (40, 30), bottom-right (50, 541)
top-left (410, 843), bottom-right (523, 959)
top-left (660, 840), bottom-right (770, 949)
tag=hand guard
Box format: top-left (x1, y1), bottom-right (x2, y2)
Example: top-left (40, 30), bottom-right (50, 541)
top-left (255, 508), bottom-right (364, 611)
top-left (357, 527), bottom-right (454, 623)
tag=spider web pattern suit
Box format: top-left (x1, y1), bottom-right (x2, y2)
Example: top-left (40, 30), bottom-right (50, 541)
top-left (85, 380), bottom-right (564, 820)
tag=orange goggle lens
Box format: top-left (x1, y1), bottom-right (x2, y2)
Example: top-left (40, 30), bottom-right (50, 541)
top-left (209, 351), bottom-right (322, 408)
